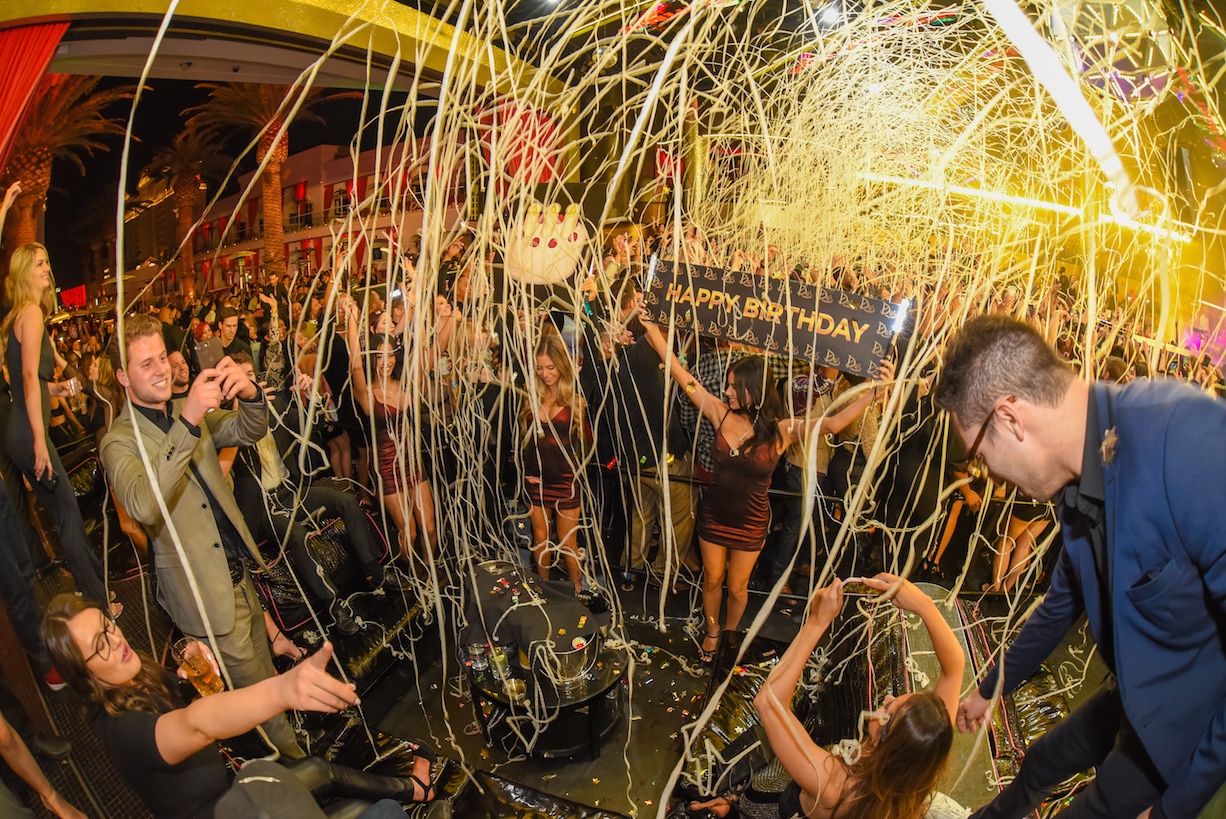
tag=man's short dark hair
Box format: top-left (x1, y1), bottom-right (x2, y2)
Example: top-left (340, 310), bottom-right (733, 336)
top-left (216, 307), bottom-right (239, 324)
top-left (230, 351), bottom-right (254, 370)
top-left (933, 315), bottom-right (1073, 429)
top-left (109, 313), bottom-right (164, 373)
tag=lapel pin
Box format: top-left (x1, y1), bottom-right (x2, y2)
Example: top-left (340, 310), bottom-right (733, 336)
top-left (1101, 427), bottom-right (1118, 465)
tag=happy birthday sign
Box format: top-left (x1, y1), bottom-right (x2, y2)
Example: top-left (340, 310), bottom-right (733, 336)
top-left (643, 256), bottom-right (905, 376)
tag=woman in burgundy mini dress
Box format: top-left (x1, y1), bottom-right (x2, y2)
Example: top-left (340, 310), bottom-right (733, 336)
top-left (644, 322), bottom-right (893, 662)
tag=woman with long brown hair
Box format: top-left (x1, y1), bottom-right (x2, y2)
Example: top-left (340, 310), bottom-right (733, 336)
top-left (519, 330), bottom-right (590, 594)
top-left (41, 593), bottom-right (445, 819)
top-left (2, 243), bottom-right (114, 614)
top-left (643, 321), bottom-right (893, 662)
top-left (344, 295), bottom-right (438, 571)
top-left (691, 574), bottom-right (965, 819)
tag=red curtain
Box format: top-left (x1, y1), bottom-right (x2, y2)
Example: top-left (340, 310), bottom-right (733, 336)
top-left (0, 22), bottom-right (70, 173)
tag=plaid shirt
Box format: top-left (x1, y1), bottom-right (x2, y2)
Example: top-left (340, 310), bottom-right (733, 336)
top-left (676, 346), bottom-right (798, 472)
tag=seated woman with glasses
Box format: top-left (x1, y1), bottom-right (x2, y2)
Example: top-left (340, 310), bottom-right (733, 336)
top-left (41, 594), bottom-right (446, 819)
top-left (689, 574), bottom-right (967, 819)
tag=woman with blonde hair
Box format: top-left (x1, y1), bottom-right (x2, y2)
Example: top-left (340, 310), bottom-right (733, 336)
top-left (519, 329), bottom-right (590, 594)
top-left (3, 243), bottom-right (114, 614)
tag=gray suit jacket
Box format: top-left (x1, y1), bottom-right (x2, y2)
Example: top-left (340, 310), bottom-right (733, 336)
top-left (101, 397), bottom-right (268, 635)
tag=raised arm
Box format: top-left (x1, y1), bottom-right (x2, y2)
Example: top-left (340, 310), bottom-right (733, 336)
top-left (154, 642), bottom-right (357, 765)
top-left (753, 580), bottom-right (850, 810)
top-left (202, 357), bottom-right (267, 447)
top-left (642, 322), bottom-right (728, 429)
top-left (101, 365), bottom-right (233, 525)
top-left (860, 573), bottom-right (964, 722)
top-left (341, 300), bottom-right (372, 414)
top-left (782, 359), bottom-right (894, 447)
top-left (0, 182), bottom-right (20, 236)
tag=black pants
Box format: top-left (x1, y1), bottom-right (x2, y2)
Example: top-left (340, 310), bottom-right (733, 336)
top-left (13, 442), bottom-right (107, 607)
top-left (221, 758), bottom-right (418, 819)
top-left (971, 679), bottom-right (1166, 819)
top-left (0, 483), bottom-right (48, 674)
top-left (0, 397), bottom-right (47, 573)
top-left (269, 484), bottom-right (383, 605)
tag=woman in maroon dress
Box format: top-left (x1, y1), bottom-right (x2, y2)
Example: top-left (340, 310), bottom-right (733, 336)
top-left (345, 300), bottom-right (437, 573)
top-left (643, 322), bottom-right (893, 662)
top-left (520, 331), bottom-right (590, 594)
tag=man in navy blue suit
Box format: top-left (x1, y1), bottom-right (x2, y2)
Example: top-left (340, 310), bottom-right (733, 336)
top-left (934, 315), bottom-right (1226, 819)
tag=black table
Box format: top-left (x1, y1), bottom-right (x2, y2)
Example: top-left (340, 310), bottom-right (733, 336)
top-left (466, 646), bottom-right (626, 759)
top-left (460, 561), bottom-right (610, 653)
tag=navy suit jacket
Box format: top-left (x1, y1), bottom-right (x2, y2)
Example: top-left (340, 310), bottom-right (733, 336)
top-left (981, 379), bottom-right (1226, 819)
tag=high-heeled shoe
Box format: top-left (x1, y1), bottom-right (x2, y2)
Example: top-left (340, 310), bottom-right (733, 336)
top-left (700, 632), bottom-right (720, 665)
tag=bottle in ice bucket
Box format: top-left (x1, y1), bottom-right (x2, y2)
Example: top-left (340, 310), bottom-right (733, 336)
top-left (172, 638), bottom-right (224, 697)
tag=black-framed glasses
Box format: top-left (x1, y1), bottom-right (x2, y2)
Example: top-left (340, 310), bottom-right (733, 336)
top-left (84, 616), bottom-right (117, 664)
top-left (965, 396), bottom-right (1015, 481)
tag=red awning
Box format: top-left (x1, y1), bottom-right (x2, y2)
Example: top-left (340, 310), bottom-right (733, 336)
top-left (0, 23), bottom-right (69, 171)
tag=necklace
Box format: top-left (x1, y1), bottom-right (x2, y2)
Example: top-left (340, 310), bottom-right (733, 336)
top-left (728, 428), bottom-right (754, 457)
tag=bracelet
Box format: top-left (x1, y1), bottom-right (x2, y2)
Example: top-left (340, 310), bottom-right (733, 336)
top-left (685, 380), bottom-right (697, 394)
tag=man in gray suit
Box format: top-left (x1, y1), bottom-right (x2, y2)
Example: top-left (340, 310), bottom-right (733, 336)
top-left (100, 314), bottom-right (303, 758)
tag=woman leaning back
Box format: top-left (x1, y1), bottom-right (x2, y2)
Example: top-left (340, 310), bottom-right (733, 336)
top-left (41, 593), bottom-right (445, 819)
top-left (694, 574), bottom-right (966, 818)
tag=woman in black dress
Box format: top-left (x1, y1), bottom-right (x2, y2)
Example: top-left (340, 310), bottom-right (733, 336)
top-left (643, 321), bottom-right (892, 662)
top-left (41, 594), bottom-right (442, 819)
top-left (2, 243), bottom-right (113, 613)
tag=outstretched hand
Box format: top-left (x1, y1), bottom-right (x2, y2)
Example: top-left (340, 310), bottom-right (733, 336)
top-left (857, 573), bottom-right (932, 614)
top-left (279, 642), bottom-right (360, 713)
top-left (806, 578), bottom-right (845, 628)
top-left (42, 790), bottom-right (87, 819)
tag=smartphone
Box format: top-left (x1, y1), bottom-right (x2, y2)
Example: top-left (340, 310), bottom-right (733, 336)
top-left (843, 581), bottom-right (878, 596)
top-left (35, 470), bottom-right (59, 493)
top-left (196, 336), bottom-right (223, 371)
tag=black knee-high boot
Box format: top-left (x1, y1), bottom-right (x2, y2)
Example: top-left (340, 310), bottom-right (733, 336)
top-left (287, 756), bottom-right (429, 803)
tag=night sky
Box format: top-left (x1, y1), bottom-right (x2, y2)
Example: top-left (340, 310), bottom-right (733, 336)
top-left (44, 77), bottom-right (397, 289)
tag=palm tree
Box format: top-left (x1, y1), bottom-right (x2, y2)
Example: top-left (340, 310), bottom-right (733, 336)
top-left (1, 75), bottom-right (135, 259)
top-left (186, 83), bottom-right (358, 280)
top-left (144, 127), bottom-right (230, 295)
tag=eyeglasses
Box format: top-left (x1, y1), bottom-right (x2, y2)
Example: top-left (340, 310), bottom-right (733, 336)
top-left (965, 396), bottom-right (1016, 480)
top-left (84, 616), bottom-right (118, 664)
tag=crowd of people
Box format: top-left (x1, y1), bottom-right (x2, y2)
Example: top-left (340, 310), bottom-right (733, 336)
top-left (0, 201), bottom-right (1221, 819)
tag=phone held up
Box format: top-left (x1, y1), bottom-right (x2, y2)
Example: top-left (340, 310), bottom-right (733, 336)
top-left (195, 336), bottom-right (223, 372)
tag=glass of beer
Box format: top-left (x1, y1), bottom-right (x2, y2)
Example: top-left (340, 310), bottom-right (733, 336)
top-left (172, 639), bottom-right (224, 697)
